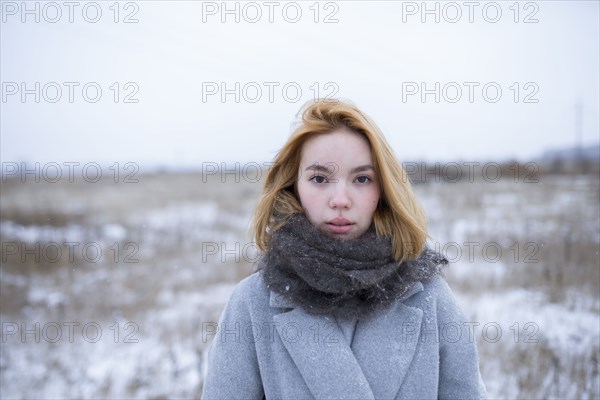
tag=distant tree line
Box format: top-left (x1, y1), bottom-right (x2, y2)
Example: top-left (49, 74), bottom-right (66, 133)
top-left (403, 158), bottom-right (600, 185)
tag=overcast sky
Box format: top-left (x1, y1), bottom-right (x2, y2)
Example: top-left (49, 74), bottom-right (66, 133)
top-left (1, 1), bottom-right (599, 170)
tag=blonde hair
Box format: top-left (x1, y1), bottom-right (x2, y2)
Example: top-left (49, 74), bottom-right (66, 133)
top-left (252, 99), bottom-right (427, 262)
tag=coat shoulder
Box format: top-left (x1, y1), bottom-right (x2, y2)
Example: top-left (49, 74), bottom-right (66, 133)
top-left (405, 274), bottom-right (469, 323)
top-left (224, 271), bottom-right (271, 313)
top-left (420, 274), bottom-right (453, 298)
top-left (231, 270), bottom-right (268, 295)
top-left (405, 274), bottom-right (454, 304)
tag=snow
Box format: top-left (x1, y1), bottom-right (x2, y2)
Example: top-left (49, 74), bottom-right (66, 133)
top-left (1, 174), bottom-right (598, 398)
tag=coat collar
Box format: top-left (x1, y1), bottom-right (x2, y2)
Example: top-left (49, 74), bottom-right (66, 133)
top-left (269, 281), bottom-right (424, 399)
top-left (268, 281), bottom-right (424, 309)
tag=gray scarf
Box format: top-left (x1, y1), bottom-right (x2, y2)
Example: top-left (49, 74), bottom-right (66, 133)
top-left (258, 213), bottom-right (448, 318)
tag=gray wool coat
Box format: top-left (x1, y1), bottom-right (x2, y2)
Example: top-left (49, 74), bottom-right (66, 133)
top-left (201, 271), bottom-right (487, 400)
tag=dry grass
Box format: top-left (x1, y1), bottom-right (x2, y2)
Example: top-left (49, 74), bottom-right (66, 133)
top-left (1, 171), bottom-right (598, 399)
top-left (414, 174), bottom-right (599, 399)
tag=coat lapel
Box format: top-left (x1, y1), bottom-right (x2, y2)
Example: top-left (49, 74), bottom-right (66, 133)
top-left (272, 307), bottom-right (375, 399)
top-left (269, 282), bottom-right (424, 400)
top-left (351, 282), bottom-right (424, 399)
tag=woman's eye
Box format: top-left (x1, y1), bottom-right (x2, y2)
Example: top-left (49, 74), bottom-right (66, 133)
top-left (310, 175), bottom-right (327, 184)
top-left (355, 175), bottom-right (372, 184)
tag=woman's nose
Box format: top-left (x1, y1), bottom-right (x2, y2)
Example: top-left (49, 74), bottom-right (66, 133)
top-left (329, 184), bottom-right (351, 209)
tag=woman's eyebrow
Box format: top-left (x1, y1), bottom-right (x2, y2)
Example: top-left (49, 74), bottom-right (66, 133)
top-left (350, 165), bottom-right (374, 174)
top-left (304, 164), bottom-right (374, 174)
top-left (304, 164), bottom-right (333, 174)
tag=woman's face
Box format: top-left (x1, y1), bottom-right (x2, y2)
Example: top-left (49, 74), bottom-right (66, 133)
top-left (296, 128), bottom-right (381, 240)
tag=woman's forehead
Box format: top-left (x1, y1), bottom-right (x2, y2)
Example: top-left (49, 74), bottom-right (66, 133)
top-left (299, 130), bottom-right (373, 166)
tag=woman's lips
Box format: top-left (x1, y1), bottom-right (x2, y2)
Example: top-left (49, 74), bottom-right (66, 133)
top-left (325, 218), bottom-right (354, 234)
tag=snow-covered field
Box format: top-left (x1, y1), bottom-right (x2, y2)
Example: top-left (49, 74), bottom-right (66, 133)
top-left (1, 172), bottom-right (598, 399)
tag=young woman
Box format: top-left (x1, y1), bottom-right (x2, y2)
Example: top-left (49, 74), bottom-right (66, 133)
top-left (201, 99), bottom-right (487, 399)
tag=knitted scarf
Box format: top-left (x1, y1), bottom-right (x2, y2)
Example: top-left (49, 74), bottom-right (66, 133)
top-left (258, 213), bottom-right (448, 318)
